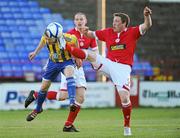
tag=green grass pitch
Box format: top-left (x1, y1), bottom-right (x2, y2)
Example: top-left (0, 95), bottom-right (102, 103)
top-left (0, 108), bottom-right (180, 138)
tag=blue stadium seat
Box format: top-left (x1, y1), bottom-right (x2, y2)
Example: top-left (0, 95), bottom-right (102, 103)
top-left (0, 1), bottom-right (8, 6)
top-left (15, 44), bottom-right (27, 52)
top-left (0, 52), bottom-right (9, 59)
top-left (1, 64), bottom-right (13, 77)
top-left (3, 13), bottom-right (14, 19)
top-left (0, 46), bottom-right (5, 52)
top-left (27, 1), bottom-right (39, 7)
top-left (22, 63), bottom-right (33, 72)
top-left (15, 19), bottom-right (25, 25)
top-left (6, 19), bottom-right (15, 25)
top-left (10, 58), bottom-right (20, 64)
top-left (5, 45), bottom-right (16, 52)
top-left (0, 32), bottom-right (11, 38)
top-left (39, 8), bottom-right (50, 13)
top-left (3, 38), bottom-right (12, 44)
top-left (19, 1), bottom-right (29, 7)
top-left (13, 38), bottom-right (23, 45)
top-left (0, 25), bottom-right (9, 31)
top-left (18, 25), bottom-right (29, 31)
top-left (8, 1), bottom-right (19, 7)
top-left (18, 52), bottom-right (28, 60)
top-left (33, 13), bottom-right (43, 19)
top-left (12, 64), bottom-right (24, 77)
top-left (11, 31), bottom-right (21, 38)
top-left (0, 7), bottom-right (11, 12)
top-left (23, 13), bottom-right (33, 19)
top-left (13, 13), bottom-right (23, 19)
top-left (0, 59), bottom-right (10, 64)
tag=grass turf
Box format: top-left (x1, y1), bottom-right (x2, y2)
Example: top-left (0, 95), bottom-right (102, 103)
top-left (0, 108), bottom-right (180, 138)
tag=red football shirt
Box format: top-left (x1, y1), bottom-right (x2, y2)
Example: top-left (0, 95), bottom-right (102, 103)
top-left (68, 28), bottom-right (97, 50)
top-left (95, 26), bottom-right (141, 66)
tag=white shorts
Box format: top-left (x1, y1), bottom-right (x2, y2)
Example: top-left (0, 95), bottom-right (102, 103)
top-left (92, 54), bottom-right (131, 91)
top-left (60, 67), bottom-right (87, 90)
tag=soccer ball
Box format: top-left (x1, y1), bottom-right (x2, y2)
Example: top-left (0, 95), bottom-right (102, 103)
top-left (45, 22), bottom-right (63, 38)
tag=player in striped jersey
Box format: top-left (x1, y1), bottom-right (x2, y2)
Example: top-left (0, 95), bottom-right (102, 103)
top-left (26, 22), bottom-right (82, 122)
top-left (25, 13), bottom-right (98, 132)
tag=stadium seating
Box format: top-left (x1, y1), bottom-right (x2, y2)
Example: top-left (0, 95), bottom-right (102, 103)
top-left (0, 0), bottom-right (76, 81)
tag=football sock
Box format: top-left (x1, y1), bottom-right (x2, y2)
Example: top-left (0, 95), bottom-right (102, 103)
top-left (34, 91), bottom-right (38, 99)
top-left (34, 91), bottom-right (59, 100)
top-left (66, 44), bottom-right (87, 59)
top-left (122, 102), bottom-right (132, 127)
top-left (35, 90), bottom-right (47, 112)
top-left (46, 91), bottom-right (57, 100)
top-left (66, 77), bottom-right (76, 105)
top-left (65, 103), bottom-right (81, 126)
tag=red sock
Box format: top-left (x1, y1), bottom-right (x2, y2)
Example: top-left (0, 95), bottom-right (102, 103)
top-left (65, 104), bottom-right (81, 126)
top-left (34, 91), bottom-right (38, 99)
top-left (33, 91), bottom-right (57, 100)
top-left (46, 91), bottom-right (57, 100)
top-left (122, 102), bottom-right (132, 127)
top-left (66, 44), bottom-right (86, 59)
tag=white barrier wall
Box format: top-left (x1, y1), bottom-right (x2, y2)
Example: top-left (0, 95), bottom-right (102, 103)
top-left (0, 82), bottom-right (115, 110)
top-left (139, 82), bottom-right (180, 107)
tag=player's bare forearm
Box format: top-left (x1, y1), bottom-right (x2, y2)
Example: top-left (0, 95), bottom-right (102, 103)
top-left (34, 40), bottom-right (45, 55)
top-left (141, 7), bottom-right (152, 32)
top-left (80, 26), bottom-right (95, 38)
top-left (86, 31), bottom-right (95, 38)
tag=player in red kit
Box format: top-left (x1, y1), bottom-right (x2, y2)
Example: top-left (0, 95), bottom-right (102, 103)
top-left (24, 12), bottom-right (98, 132)
top-left (67, 7), bottom-right (152, 136)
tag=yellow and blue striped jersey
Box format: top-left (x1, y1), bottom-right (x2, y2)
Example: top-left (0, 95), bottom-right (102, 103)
top-left (41, 33), bottom-right (78, 62)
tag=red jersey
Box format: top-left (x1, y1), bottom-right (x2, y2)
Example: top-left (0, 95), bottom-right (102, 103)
top-left (95, 26), bottom-right (141, 66)
top-left (68, 28), bottom-right (97, 50)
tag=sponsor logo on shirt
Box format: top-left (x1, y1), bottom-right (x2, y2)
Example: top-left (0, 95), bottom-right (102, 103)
top-left (110, 44), bottom-right (126, 50)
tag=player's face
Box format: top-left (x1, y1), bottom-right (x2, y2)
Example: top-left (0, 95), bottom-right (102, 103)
top-left (74, 14), bottom-right (87, 29)
top-left (113, 16), bottom-right (125, 32)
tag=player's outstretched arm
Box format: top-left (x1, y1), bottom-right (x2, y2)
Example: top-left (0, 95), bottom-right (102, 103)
top-left (80, 26), bottom-right (95, 38)
top-left (141, 6), bottom-right (152, 33)
top-left (28, 37), bottom-right (46, 60)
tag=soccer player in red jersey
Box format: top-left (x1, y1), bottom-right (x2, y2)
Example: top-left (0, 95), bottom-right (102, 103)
top-left (24, 12), bottom-right (98, 132)
top-left (67, 7), bottom-right (152, 136)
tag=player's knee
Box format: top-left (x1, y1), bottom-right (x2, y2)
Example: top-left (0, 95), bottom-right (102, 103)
top-left (64, 66), bottom-right (75, 77)
top-left (118, 90), bottom-right (130, 104)
top-left (41, 79), bottom-right (51, 91)
top-left (41, 83), bottom-right (50, 91)
top-left (76, 94), bottom-right (85, 104)
top-left (56, 91), bottom-right (68, 101)
top-left (87, 50), bottom-right (96, 62)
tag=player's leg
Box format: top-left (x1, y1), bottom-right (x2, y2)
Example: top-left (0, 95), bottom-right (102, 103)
top-left (24, 70), bottom-right (69, 108)
top-left (26, 60), bottom-right (59, 121)
top-left (111, 63), bottom-right (132, 136)
top-left (26, 80), bottom-right (51, 121)
top-left (63, 87), bottom-right (85, 132)
top-left (63, 65), bottom-right (76, 105)
top-left (66, 45), bottom-right (98, 63)
top-left (63, 67), bottom-right (86, 132)
top-left (117, 89), bottom-right (132, 136)
top-left (24, 89), bottom-right (68, 108)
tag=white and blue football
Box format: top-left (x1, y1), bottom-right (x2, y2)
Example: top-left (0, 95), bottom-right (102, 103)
top-left (45, 22), bottom-right (63, 38)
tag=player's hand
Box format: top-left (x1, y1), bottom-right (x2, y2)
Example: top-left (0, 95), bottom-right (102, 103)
top-left (28, 51), bottom-right (36, 60)
top-left (144, 6), bottom-right (152, 16)
top-left (79, 26), bottom-right (89, 35)
top-left (75, 58), bottom-right (82, 69)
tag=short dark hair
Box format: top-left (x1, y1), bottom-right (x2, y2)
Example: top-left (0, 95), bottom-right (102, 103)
top-left (74, 12), bottom-right (87, 19)
top-left (113, 12), bottom-right (130, 27)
